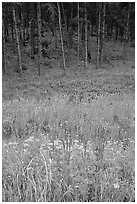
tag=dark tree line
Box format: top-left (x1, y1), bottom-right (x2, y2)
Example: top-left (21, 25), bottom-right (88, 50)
top-left (2, 2), bottom-right (135, 76)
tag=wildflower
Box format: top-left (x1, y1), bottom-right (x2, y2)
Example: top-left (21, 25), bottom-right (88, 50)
top-left (114, 182), bottom-right (120, 189)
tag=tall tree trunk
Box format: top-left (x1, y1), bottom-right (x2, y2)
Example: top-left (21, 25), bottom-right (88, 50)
top-left (25, 9), bottom-right (30, 41)
top-left (71, 7), bottom-right (73, 20)
top-left (57, 2), bottom-right (66, 72)
top-left (11, 23), bottom-right (15, 42)
top-left (37, 2), bottom-right (42, 76)
top-left (5, 25), bottom-right (9, 42)
top-left (123, 3), bottom-right (131, 64)
top-left (97, 3), bottom-right (101, 69)
top-left (77, 2), bottom-right (80, 67)
top-left (23, 23), bottom-right (26, 46)
top-left (22, 3), bottom-right (26, 46)
top-left (19, 25), bottom-right (22, 43)
top-left (126, 3), bottom-right (131, 42)
top-left (61, 2), bottom-right (68, 48)
top-left (85, 2), bottom-right (88, 67)
top-left (30, 3), bottom-right (35, 59)
top-left (61, 3), bottom-right (67, 28)
top-left (13, 6), bottom-right (22, 76)
top-left (2, 21), bottom-right (6, 74)
top-left (101, 2), bottom-right (106, 62)
top-left (54, 20), bottom-right (57, 49)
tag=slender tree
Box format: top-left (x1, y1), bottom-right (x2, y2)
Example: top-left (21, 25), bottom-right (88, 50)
top-left (123, 2), bottom-right (131, 64)
top-left (97, 3), bottom-right (101, 69)
top-left (2, 21), bottom-right (6, 74)
top-left (77, 2), bottom-right (80, 67)
top-left (25, 6), bottom-right (30, 41)
top-left (37, 2), bottom-right (42, 76)
top-left (22, 3), bottom-right (26, 46)
top-left (10, 22), bottom-right (15, 42)
top-left (71, 6), bottom-right (73, 20)
top-left (13, 5), bottom-right (22, 76)
top-left (61, 3), bottom-right (68, 48)
top-left (57, 2), bottom-right (66, 71)
top-left (85, 2), bottom-right (88, 67)
top-left (61, 3), bottom-right (67, 28)
top-left (101, 2), bottom-right (106, 62)
top-left (30, 3), bottom-right (35, 59)
top-left (54, 19), bottom-right (58, 49)
top-left (126, 3), bottom-right (131, 42)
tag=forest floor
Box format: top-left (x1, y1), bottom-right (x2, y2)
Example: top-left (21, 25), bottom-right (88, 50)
top-left (2, 37), bottom-right (135, 202)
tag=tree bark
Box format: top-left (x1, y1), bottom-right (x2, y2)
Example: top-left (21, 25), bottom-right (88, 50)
top-left (37, 2), bottom-right (42, 76)
top-left (13, 6), bottom-right (22, 76)
top-left (85, 2), bottom-right (88, 67)
top-left (57, 2), bottom-right (66, 71)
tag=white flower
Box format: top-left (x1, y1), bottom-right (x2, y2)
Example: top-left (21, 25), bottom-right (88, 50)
top-left (114, 182), bottom-right (120, 189)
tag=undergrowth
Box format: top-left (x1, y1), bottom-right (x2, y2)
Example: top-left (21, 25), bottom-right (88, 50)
top-left (2, 93), bottom-right (135, 202)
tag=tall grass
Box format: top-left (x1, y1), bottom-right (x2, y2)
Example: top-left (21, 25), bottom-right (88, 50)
top-left (2, 93), bottom-right (135, 202)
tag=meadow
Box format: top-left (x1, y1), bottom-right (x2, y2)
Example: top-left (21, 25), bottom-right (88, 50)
top-left (2, 49), bottom-right (135, 201)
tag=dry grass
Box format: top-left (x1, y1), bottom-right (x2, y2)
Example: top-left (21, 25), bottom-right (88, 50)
top-left (2, 93), bottom-right (135, 202)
